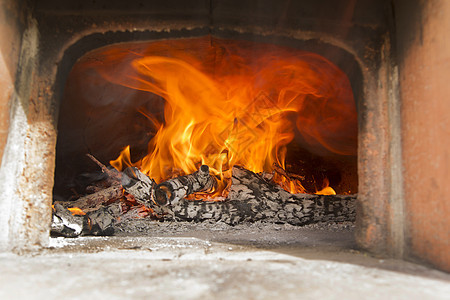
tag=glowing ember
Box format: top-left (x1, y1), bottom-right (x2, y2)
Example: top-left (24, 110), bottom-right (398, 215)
top-left (90, 36), bottom-right (356, 195)
top-left (67, 207), bottom-right (86, 216)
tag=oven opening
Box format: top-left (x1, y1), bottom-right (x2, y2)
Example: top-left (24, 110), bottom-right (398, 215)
top-left (52, 36), bottom-right (358, 237)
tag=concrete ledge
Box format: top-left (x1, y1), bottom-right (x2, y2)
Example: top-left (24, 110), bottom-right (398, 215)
top-left (0, 234), bottom-right (449, 299)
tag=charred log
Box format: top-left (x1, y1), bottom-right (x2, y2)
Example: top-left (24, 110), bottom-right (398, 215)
top-left (154, 165), bottom-right (217, 206)
top-left (171, 192), bottom-right (355, 225)
top-left (121, 167), bottom-right (156, 206)
top-left (51, 203), bottom-right (117, 237)
top-left (52, 163), bottom-right (355, 236)
top-left (51, 203), bottom-right (86, 237)
top-left (167, 166), bottom-right (355, 225)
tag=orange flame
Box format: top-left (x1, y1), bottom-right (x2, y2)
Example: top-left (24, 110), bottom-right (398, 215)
top-left (90, 36), bottom-right (356, 195)
top-left (68, 207), bottom-right (86, 216)
top-left (315, 178), bottom-right (337, 195)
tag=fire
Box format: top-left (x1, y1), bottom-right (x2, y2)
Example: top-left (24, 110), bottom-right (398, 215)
top-left (93, 36), bottom-right (356, 195)
top-left (52, 205), bottom-right (86, 216)
top-left (68, 207), bottom-right (86, 216)
top-left (315, 178), bottom-right (337, 195)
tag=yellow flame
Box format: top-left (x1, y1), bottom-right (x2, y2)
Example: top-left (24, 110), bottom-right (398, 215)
top-left (315, 186), bottom-right (337, 196)
top-left (315, 178), bottom-right (336, 195)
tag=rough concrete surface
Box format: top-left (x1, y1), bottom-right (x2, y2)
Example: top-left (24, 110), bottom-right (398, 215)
top-left (0, 225), bottom-right (449, 299)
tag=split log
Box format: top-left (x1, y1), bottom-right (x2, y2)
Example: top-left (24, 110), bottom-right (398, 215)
top-left (56, 184), bottom-right (123, 213)
top-left (167, 166), bottom-right (356, 225)
top-left (154, 165), bottom-right (217, 206)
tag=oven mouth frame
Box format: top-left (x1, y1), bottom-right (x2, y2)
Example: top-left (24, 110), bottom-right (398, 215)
top-left (0, 17), bottom-right (402, 260)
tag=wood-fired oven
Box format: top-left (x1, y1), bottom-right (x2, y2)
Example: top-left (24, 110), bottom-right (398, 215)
top-left (0, 0), bottom-right (448, 272)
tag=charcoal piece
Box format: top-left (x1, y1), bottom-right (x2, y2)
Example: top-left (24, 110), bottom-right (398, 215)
top-left (121, 167), bottom-right (156, 206)
top-left (272, 162), bottom-right (305, 181)
top-left (154, 165), bottom-right (217, 206)
top-left (258, 171), bottom-right (274, 182)
top-left (51, 203), bottom-right (87, 237)
top-left (87, 206), bottom-right (116, 236)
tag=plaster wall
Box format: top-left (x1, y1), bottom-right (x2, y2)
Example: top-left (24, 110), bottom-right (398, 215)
top-left (395, 0), bottom-right (450, 272)
top-left (0, 0), bottom-right (55, 251)
top-left (0, 0), bottom-right (24, 250)
top-left (0, 0), bottom-right (23, 170)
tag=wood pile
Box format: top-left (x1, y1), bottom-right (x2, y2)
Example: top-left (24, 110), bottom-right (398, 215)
top-left (51, 155), bottom-right (356, 237)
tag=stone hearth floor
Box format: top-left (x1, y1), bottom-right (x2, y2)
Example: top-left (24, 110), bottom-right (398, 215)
top-left (0, 225), bottom-right (449, 299)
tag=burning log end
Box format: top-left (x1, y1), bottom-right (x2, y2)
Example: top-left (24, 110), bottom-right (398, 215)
top-left (121, 167), bottom-right (156, 206)
top-left (154, 184), bottom-right (170, 206)
top-left (197, 165), bottom-right (216, 190)
top-left (154, 165), bottom-right (217, 206)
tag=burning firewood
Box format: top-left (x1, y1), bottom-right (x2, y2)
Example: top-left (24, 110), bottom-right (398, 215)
top-left (168, 166), bottom-right (355, 225)
top-left (51, 203), bottom-right (117, 237)
top-left (51, 156), bottom-right (355, 237)
top-left (121, 167), bottom-right (156, 207)
top-left (53, 154), bottom-right (125, 212)
top-left (52, 155), bottom-right (156, 237)
top-left (153, 165), bottom-right (217, 206)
